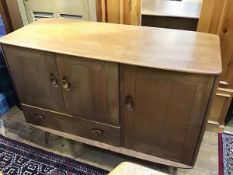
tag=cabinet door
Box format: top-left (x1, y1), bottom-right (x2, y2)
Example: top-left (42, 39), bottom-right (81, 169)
top-left (3, 45), bottom-right (65, 111)
top-left (121, 65), bottom-right (214, 165)
top-left (56, 55), bottom-right (119, 126)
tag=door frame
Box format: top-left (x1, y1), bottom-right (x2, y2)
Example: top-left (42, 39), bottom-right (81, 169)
top-left (0, 0), bottom-right (13, 33)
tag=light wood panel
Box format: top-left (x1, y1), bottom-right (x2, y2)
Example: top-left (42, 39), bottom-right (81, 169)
top-left (208, 88), bottom-right (233, 125)
top-left (109, 162), bottom-right (169, 175)
top-left (208, 0), bottom-right (226, 34)
top-left (0, 18), bottom-right (222, 75)
top-left (197, 0), bottom-right (216, 32)
top-left (96, 0), bottom-right (105, 22)
top-left (218, 0), bottom-right (233, 89)
top-left (196, 0), bottom-right (233, 126)
top-left (97, 0), bottom-right (141, 25)
top-left (129, 0), bottom-right (141, 25)
top-left (106, 0), bottom-right (120, 23)
top-left (197, 0), bottom-right (227, 34)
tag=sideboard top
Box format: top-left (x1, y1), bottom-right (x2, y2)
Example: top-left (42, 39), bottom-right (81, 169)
top-left (0, 18), bottom-right (222, 75)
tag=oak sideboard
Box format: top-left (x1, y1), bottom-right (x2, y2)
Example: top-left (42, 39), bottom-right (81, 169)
top-left (0, 19), bottom-right (222, 168)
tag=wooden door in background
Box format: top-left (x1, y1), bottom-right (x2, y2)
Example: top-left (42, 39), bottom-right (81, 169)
top-left (23, 0), bottom-right (95, 23)
top-left (3, 45), bottom-right (65, 111)
top-left (121, 65), bottom-right (214, 165)
top-left (218, 1), bottom-right (233, 89)
top-left (96, 0), bottom-right (141, 25)
top-left (208, 88), bottom-right (233, 125)
top-left (1, 0), bottom-right (142, 32)
top-left (197, 0), bottom-right (233, 125)
top-left (56, 55), bottom-right (119, 126)
top-left (0, 0), bottom-right (14, 33)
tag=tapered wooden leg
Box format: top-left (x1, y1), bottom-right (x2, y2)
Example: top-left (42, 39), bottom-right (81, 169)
top-left (168, 166), bottom-right (177, 175)
top-left (44, 131), bottom-right (50, 147)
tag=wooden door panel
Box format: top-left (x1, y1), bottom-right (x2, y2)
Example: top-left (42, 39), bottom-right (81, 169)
top-left (56, 54), bottom-right (119, 126)
top-left (3, 45), bottom-right (65, 111)
top-left (218, 1), bottom-right (233, 88)
top-left (121, 65), bottom-right (214, 165)
top-left (135, 77), bottom-right (196, 149)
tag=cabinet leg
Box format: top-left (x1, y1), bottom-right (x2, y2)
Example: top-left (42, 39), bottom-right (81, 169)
top-left (168, 166), bottom-right (177, 175)
top-left (44, 132), bottom-right (50, 147)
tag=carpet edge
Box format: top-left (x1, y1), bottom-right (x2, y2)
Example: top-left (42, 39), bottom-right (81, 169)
top-left (218, 133), bottom-right (224, 175)
top-left (0, 134), bottom-right (109, 174)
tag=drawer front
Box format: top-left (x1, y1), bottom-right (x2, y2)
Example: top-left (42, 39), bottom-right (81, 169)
top-left (22, 105), bottom-right (120, 146)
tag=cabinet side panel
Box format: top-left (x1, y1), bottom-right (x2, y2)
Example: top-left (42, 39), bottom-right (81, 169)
top-left (182, 75), bottom-right (215, 165)
top-left (190, 77), bottom-right (219, 165)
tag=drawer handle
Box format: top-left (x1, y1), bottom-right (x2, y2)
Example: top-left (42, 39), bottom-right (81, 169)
top-left (92, 128), bottom-right (103, 136)
top-left (35, 114), bottom-right (45, 120)
top-left (50, 73), bottom-right (59, 87)
top-left (62, 76), bottom-right (71, 91)
top-left (125, 95), bottom-right (134, 110)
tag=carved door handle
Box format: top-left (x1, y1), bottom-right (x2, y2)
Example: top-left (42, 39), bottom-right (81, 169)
top-left (92, 128), bottom-right (104, 136)
top-left (50, 73), bottom-right (58, 87)
top-left (125, 95), bottom-right (134, 110)
top-left (62, 76), bottom-right (71, 91)
top-left (35, 114), bottom-right (45, 121)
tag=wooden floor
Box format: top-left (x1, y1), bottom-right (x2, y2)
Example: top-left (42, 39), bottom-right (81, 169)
top-left (0, 106), bottom-right (227, 174)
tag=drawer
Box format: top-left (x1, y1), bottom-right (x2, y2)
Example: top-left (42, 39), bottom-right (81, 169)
top-left (22, 104), bottom-right (120, 146)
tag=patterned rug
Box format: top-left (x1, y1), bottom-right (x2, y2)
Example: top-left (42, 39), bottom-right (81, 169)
top-left (219, 132), bottom-right (233, 175)
top-left (0, 134), bottom-right (108, 175)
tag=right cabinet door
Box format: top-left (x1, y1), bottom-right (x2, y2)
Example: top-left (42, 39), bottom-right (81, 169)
top-left (121, 65), bottom-right (214, 165)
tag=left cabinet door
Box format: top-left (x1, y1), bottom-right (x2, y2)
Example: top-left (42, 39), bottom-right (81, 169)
top-left (3, 45), bottom-right (65, 111)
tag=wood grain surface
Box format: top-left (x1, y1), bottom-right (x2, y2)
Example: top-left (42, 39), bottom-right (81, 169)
top-left (3, 45), bottom-right (66, 112)
top-left (0, 18), bottom-right (222, 75)
top-left (56, 54), bottom-right (119, 126)
top-left (121, 65), bottom-right (215, 166)
top-left (22, 104), bottom-right (120, 146)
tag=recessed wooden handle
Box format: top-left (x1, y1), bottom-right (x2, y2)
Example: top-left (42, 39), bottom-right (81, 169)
top-left (62, 76), bottom-right (71, 91)
top-left (125, 95), bottom-right (134, 110)
top-left (50, 73), bottom-right (58, 87)
top-left (35, 114), bottom-right (45, 120)
top-left (92, 128), bottom-right (103, 136)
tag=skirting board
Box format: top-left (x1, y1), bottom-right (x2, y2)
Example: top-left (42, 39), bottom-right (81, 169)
top-left (29, 123), bottom-right (192, 169)
top-left (208, 120), bottom-right (225, 128)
